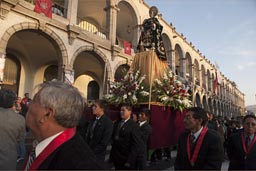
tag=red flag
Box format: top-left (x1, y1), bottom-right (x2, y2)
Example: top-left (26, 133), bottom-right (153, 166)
top-left (34, 0), bottom-right (52, 18)
top-left (124, 41), bottom-right (131, 55)
top-left (213, 72), bottom-right (218, 95)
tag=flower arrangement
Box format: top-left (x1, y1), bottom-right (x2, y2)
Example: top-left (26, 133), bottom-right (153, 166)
top-left (152, 70), bottom-right (192, 111)
top-left (104, 70), bottom-right (149, 106)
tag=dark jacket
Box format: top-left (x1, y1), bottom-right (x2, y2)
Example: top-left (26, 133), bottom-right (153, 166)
top-left (174, 128), bottom-right (223, 170)
top-left (86, 114), bottom-right (113, 161)
top-left (227, 132), bottom-right (256, 170)
top-left (38, 133), bottom-right (103, 170)
top-left (137, 121), bottom-right (152, 169)
top-left (110, 119), bottom-right (144, 170)
top-left (139, 122), bottom-right (152, 145)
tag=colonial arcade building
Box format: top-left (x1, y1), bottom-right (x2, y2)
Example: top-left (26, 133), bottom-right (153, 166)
top-left (0, 0), bottom-right (245, 117)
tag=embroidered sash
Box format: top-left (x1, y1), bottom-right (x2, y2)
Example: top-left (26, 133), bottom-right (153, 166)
top-left (241, 133), bottom-right (256, 159)
top-left (186, 127), bottom-right (208, 166)
top-left (25, 127), bottom-right (76, 170)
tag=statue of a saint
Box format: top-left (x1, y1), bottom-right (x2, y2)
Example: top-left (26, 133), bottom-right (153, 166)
top-left (137, 6), bottom-right (166, 60)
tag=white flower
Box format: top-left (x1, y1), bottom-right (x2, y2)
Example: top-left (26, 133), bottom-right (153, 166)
top-left (168, 71), bottom-right (173, 77)
top-left (123, 94), bottom-right (127, 99)
top-left (132, 95), bottom-right (137, 101)
top-left (155, 79), bottom-right (162, 86)
top-left (140, 91), bottom-right (149, 96)
top-left (128, 92), bottom-right (132, 96)
top-left (163, 73), bottom-right (168, 80)
top-left (161, 96), bottom-right (168, 101)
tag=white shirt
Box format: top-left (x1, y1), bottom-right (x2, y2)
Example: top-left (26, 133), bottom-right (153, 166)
top-left (96, 116), bottom-right (102, 120)
top-left (139, 121), bottom-right (147, 127)
top-left (191, 126), bottom-right (203, 143)
top-left (35, 131), bottom-right (63, 157)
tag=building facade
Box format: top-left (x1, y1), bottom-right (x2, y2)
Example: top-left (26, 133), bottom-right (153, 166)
top-left (0, 0), bottom-right (245, 117)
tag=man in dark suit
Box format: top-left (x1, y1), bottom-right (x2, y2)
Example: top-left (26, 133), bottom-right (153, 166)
top-left (137, 108), bottom-right (152, 169)
top-left (86, 100), bottom-right (113, 161)
top-left (110, 104), bottom-right (144, 170)
top-left (174, 107), bottom-right (223, 170)
top-left (24, 81), bottom-right (102, 170)
top-left (227, 114), bottom-right (256, 170)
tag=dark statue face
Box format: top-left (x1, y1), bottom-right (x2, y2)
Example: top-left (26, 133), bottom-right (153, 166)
top-left (149, 6), bottom-right (158, 18)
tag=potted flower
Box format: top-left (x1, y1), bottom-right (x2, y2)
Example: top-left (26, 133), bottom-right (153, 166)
top-left (104, 70), bottom-right (149, 106)
top-left (152, 70), bottom-right (192, 111)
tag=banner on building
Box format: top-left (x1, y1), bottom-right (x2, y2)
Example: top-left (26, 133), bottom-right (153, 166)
top-left (124, 41), bottom-right (131, 55)
top-left (34, 0), bottom-right (52, 18)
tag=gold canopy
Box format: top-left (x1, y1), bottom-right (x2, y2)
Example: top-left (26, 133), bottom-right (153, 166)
top-left (130, 50), bottom-right (170, 87)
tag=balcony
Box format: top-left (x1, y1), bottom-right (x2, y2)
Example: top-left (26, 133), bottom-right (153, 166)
top-left (76, 17), bottom-right (107, 39)
top-left (24, 0), bottom-right (67, 17)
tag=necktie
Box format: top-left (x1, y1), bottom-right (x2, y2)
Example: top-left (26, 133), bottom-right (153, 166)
top-left (120, 120), bottom-right (125, 128)
top-left (92, 119), bottom-right (99, 131)
top-left (190, 134), bottom-right (195, 144)
top-left (25, 145), bottom-right (36, 170)
top-left (114, 120), bottom-right (125, 140)
top-left (190, 134), bottom-right (196, 154)
top-left (90, 119), bottom-right (98, 139)
top-left (245, 136), bottom-right (251, 150)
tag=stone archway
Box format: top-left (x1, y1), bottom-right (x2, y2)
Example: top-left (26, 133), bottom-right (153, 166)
top-left (70, 46), bottom-right (112, 80)
top-left (71, 46), bottom-right (112, 99)
top-left (0, 22), bottom-right (68, 66)
top-left (1, 22), bottom-right (68, 96)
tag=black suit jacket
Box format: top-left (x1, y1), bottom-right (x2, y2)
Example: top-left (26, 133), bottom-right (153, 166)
top-left (174, 128), bottom-right (223, 170)
top-left (139, 122), bottom-right (152, 145)
top-left (38, 133), bottom-right (103, 170)
top-left (227, 132), bottom-right (256, 170)
top-left (110, 119), bottom-right (144, 169)
top-left (86, 114), bottom-right (113, 161)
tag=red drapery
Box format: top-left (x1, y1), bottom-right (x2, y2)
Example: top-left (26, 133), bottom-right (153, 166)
top-left (34, 0), bottom-right (52, 18)
top-left (124, 41), bottom-right (131, 55)
top-left (147, 105), bottom-right (186, 149)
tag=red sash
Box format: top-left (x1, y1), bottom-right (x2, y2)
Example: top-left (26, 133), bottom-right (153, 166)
top-left (186, 127), bottom-right (208, 166)
top-left (25, 127), bottom-right (76, 170)
top-left (241, 133), bottom-right (256, 159)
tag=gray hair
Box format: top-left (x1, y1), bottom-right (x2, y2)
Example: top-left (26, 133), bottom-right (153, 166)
top-left (34, 81), bottom-right (84, 128)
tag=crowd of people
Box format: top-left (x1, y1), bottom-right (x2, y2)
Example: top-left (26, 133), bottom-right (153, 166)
top-left (0, 81), bottom-right (255, 170)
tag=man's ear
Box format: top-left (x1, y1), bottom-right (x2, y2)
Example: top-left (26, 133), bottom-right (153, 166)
top-left (199, 118), bottom-right (204, 126)
top-left (47, 108), bottom-right (55, 119)
top-left (42, 108), bottom-right (54, 121)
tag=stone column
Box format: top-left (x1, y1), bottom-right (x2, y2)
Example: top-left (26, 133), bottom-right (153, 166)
top-left (181, 57), bottom-right (186, 78)
top-left (67, 0), bottom-right (78, 25)
top-left (105, 1), bottom-right (119, 46)
top-left (171, 49), bottom-right (176, 73)
top-left (0, 52), bottom-right (6, 87)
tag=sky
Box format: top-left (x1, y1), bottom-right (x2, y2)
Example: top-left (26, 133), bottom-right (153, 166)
top-left (146, 0), bottom-right (256, 106)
